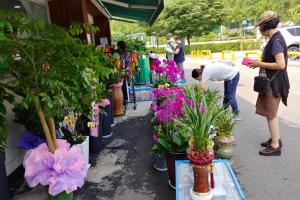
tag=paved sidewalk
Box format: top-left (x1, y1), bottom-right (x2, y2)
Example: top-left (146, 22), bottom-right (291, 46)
top-left (11, 101), bottom-right (177, 200)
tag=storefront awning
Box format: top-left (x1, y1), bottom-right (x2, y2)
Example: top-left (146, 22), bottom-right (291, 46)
top-left (94, 0), bottom-right (164, 25)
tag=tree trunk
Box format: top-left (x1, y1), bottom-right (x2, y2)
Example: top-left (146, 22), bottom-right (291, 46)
top-left (34, 97), bottom-right (56, 154)
top-left (187, 37), bottom-right (190, 45)
top-left (48, 118), bottom-right (58, 149)
top-left (156, 35), bottom-right (159, 47)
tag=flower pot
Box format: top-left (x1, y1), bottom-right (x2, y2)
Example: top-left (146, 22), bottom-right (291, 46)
top-left (89, 113), bottom-right (105, 152)
top-left (153, 153), bottom-right (167, 171)
top-left (165, 152), bottom-right (187, 189)
top-left (189, 166), bottom-right (213, 200)
top-left (188, 152), bottom-right (214, 200)
top-left (108, 97), bottom-right (116, 127)
top-left (44, 186), bottom-right (73, 200)
top-left (77, 136), bottom-right (90, 166)
top-left (0, 152), bottom-right (10, 200)
top-left (216, 144), bottom-right (234, 165)
top-left (110, 83), bottom-right (124, 116)
top-left (101, 104), bottom-right (113, 138)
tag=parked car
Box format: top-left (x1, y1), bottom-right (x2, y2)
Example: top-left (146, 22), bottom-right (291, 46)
top-left (278, 26), bottom-right (300, 52)
top-left (260, 26), bottom-right (300, 59)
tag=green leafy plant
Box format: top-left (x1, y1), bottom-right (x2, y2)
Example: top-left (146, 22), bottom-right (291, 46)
top-left (176, 88), bottom-right (225, 153)
top-left (152, 123), bottom-right (189, 155)
top-left (214, 108), bottom-right (236, 138)
top-left (60, 115), bottom-right (86, 146)
top-left (98, 54), bottom-right (123, 98)
top-left (0, 86), bottom-right (15, 152)
top-left (0, 10), bottom-right (110, 154)
top-left (125, 38), bottom-right (147, 51)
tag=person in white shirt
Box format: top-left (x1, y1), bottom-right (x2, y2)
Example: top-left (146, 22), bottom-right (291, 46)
top-left (165, 33), bottom-right (176, 60)
top-left (192, 61), bottom-right (241, 121)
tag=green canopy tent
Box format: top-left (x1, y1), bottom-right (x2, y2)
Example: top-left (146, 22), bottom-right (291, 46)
top-left (95, 0), bottom-right (164, 25)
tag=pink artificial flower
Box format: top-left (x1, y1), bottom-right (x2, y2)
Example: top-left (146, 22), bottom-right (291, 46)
top-left (153, 135), bottom-right (158, 142)
top-left (155, 66), bottom-right (164, 74)
top-left (150, 103), bottom-right (157, 112)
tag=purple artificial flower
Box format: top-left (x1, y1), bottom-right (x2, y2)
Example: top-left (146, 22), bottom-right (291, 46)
top-left (17, 130), bottom-right (46, 150)
top-left (153, 135), bottom-right (158, 142)
top-left (23, 139), bottom-right (87, 196)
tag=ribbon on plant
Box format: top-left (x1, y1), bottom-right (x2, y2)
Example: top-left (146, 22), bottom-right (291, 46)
top-left (89, 99), bottom-right (110, 137)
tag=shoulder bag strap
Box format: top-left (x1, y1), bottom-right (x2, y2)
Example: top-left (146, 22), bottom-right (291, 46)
top-left (270, 70), bottom-right (280, 81)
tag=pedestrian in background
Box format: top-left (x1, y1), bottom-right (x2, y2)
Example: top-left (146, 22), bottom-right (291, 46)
top-left (248, 11), bottom-right (290, 156)
top-left (165, 33), bottom-right (176, 60)
top-left (169, 35), bottom-right (185, 71)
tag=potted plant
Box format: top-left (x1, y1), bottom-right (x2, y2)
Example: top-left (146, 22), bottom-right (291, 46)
top-left (61, 115), bottom-right (90, 167)
top-left (149, 125), bottom-right (167, 171)
top-left (214, 109), bottom-right (236, 165)
top-left (155, 122), bottom-right (189, 189)
top-left (0, 10), bottom-right (110, 198)
top-left (176, 87), bottom-right (225, 200)
top-left (150, 84), bottom-right (192, 189)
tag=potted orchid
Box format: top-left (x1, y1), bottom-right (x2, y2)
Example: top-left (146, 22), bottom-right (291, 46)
top-left (176, 87), bottom-right (225, 200)
top-left (214, 109), bottom-right (236, 164)
top-left (152, 59), bottom-right (185, 88)
top-left (150, 85), bottom-right (191, 188)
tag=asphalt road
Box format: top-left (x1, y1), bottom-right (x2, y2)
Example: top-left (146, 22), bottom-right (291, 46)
top-left (183, 51), bottom-right (300, 200)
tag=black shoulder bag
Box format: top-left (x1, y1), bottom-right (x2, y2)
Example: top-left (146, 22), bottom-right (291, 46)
top-left (254, 70), bottom-right (279, 95)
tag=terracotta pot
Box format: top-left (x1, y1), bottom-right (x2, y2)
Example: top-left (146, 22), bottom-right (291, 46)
top-left (165, 152), bottom-right (187, 188)
top-left (110, 85), bottom-right (124, 116)
top-left (192, 166), bottom-right (210, 193)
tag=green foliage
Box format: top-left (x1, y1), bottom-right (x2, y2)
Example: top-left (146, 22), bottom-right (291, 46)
top-left (125, 38), bottom-right (147, 51)
top-left (147, 41), bottom-right (260, 54)
top-left (176, 87), bottom-right (225, 152)
top-left (0, 10), bottom-right (110, 122)
top-left (287, 5), bottom-right (300, 24)
top-left (110, 21), bottom-right (145, 44)
top-left (222, 0), bottom-right (300, 25)
top-left (214, 109), bottom-right (236, 137)
top-left (98, 54), bottom-right (123, 98)
top-left (0, 86), bottom-right (15, 152)
top-left (163, 0), bottom-right (225, 44)
top-left (60, 127), bottom-right (86, 147)
top-left (152, 123), bottom-right (189, 155)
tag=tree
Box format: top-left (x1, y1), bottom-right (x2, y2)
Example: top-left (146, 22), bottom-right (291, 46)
top-left (110, 20), bottom-right (145, 44)
top-left (140, 14), bottom-right (166, 47)
top-left (162, 0), bottom-right (225, 45)
top-left (0, 10), bottom-right (110, 153)
top-left (287, 4), bottom-right (300, 24)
